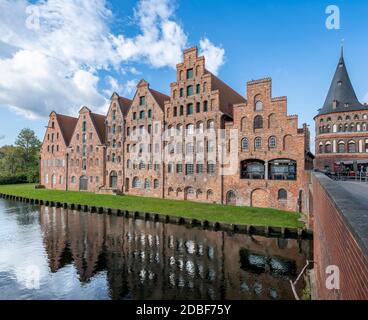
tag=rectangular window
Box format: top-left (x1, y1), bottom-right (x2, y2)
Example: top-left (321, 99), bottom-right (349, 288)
top-left (173, 107), bottom-right (177, 117)
top-left (180, 88), bottom-right (184, 97)
top-left (187, 86), bottom-right (193, 97)
top-left (187, 104), bottom-right (193, 115)
top-left (82, 121), bottom-right (87, 132)
top-left (196, 164), bottom-right (204, 174)
top-left (187, 69), bottom-right (193, 79)
top-left (168, 163), bottom-right (173, 173)
top-left (203, 101), bottom-right (208, 112)
top-left (186, 164), bottom-right (194, 175)
top-left (140, 96), bottom-right (145, 106)
top-left (176, 164), bottom-right (183, 173)
top-left (196, 84), bottom-right (201, 94)
top-left (207, 162), bottom-right (216, 174)
top-left (196, 103), bottom-right (201, 113)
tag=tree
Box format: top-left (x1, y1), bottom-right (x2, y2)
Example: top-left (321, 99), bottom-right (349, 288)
top-left (15, 128), bottom-right (41, 171)
top-left (0, 145), bottom-right (22, 175)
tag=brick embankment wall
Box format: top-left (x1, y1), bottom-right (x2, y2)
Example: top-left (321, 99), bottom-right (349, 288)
top-left (312, 172), bottom-right (368, 300)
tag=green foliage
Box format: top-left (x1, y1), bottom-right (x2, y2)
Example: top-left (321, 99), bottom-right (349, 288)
top-left (0, 174), bottom-right (28, 185)
top-left (0, 128), bottom-right (41, 183)
top-left (0, 184), bottom-right (304, 228)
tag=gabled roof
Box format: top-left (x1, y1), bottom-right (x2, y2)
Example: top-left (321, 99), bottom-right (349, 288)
top-left (55, 113), bottom-right (78, 146)
top-left (205, 69), bottom-right (246, 116)
top-left (90, 112), bottom-right (106, 143)
top-left (118, 96), bottom-right (132, 116)
top-left (149, 88), bottom-right (170, 111)
top-left (318, 49), bottom-right (366, 116)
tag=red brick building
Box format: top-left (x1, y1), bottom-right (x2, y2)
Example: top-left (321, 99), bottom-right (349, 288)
top-left (67, 107), bottom-right (106, 193)
top-left (40, 112), bottom-right (77, 190)
top-left (40, 47), bottom-right (313, 213)
top-left (315, 50), bottom-right (368, 172)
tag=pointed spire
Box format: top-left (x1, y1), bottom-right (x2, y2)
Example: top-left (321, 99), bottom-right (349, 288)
top-left (318, 48), bottom-right (365, 115)
top-left (340, 39), bottom-right (344, 58)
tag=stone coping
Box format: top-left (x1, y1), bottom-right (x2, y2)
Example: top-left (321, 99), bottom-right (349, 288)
top-left (313, 172), bottom-right (368, 256)
top-left (0, 193), bottom-right (312, 240)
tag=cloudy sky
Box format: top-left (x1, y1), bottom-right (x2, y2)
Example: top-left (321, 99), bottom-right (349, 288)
top-left (0, 0), bottom-right (367, 146)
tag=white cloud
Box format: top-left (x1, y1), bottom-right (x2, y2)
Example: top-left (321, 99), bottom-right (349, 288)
top-left (0, 0), bottom-right (225, 119)
top-left (199, 38), bottom-right (225, 76)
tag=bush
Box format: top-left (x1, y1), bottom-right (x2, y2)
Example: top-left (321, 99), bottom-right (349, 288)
top-left (0, 174), bottom-right (28, 185)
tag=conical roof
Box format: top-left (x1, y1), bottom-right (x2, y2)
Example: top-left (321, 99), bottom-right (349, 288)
top-left (318, 50), bottom-right (365, 116)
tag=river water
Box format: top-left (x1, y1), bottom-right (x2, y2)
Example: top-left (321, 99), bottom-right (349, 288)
top-left (0, 199), bottom-right (312, 300)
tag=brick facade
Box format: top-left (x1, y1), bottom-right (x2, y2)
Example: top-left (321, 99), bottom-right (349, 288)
top-left (67, 107), bottom-right (106, 193)
top-left (40, 47), bottom-right (313, 213)
top-left (314, 51), bottom-right (368, 171)
top-left (312, 173), bottom-right (368, 299)
top-left (315, 110), bottom-right (368, 170)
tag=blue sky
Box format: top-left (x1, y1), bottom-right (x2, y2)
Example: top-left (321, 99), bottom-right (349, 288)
top-left (0, 0), bottom-right (367, 147)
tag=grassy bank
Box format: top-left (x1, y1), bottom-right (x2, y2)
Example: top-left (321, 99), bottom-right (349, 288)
top-left (0, 184), bottom-right (303, 228)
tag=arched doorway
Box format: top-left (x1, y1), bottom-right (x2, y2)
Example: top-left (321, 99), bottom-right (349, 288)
top-left (226, 191), bottom-right (237, 205)
top-left (79, 176), bottom-right (88, 191)
top-left (251, 189), bottom-right (268, 208)
top-left (110, 171), bottom-right (118, 189)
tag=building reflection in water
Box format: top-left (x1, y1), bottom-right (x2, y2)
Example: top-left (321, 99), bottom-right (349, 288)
top-left (39, 206), bottom-right (311, 300)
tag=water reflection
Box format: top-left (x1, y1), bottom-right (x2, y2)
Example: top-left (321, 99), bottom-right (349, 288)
top-left (0, 199), bottom-right (311, 300)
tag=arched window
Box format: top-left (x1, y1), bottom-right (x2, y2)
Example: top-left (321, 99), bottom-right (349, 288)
top-left (186, 124), bottom-right (194, 135)
top-left (338, 142), bottom-right (345, 153)
top-left (168, 187), bottom-right (174, 196)
top-left (283, 135), bottom-right (292, 151)
top-left (255, 95), bottom-right (263, 111)
top-left (268, 113), bottom-right (276, 129)
top-left (207, 120), bottom-right (215, 131)
top-left (207, 190), bottom-right (213, 200)
top-left (241, 138), bottom-right (249, 151)
top-left (241, 117), bottom-right (247, 131)
top-left (196, 121), bottom-right (204, 133)
top-left (177, 124), bottom-right (183, 135)
top-left (325, 142), bottom-right (332, 153)
top-left (254, 116), bottom-right (263, 129)
top-left (254, 137), bottom-right (262, 150)
top-left (278, 189), bottom-right (287, 200)
top-left (269, 136), bottom-right (277, 149)
top-left (144, 179), bottom-right (150, 189)
top-left (148, 110), bottom-right (152, 118)
top-left (132, 177), bottom-right (141, 188)
top-left (319, 143), bottom-right (324, 154)
top-left (226, 191), bottom-right (237, 205)
top-left (154, 179), bottom-right (159, 189)
top-left (71, 176), bottom-right (76, 183)
top-left (127, 160), bottom-right (132, 168)
top-left (348, 141), bottom-right (356, 153)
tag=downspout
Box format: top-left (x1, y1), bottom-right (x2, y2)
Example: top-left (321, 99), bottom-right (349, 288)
top-left (66, 152), bottom-right (69, 191)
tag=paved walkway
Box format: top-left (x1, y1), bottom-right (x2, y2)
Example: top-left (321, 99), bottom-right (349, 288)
top-left (336, 181), bottom-right (368, 209)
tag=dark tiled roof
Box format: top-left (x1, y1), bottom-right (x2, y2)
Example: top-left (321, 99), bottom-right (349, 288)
top-left (55, 114), bottom-right (78, 146)
top-left (318, 51), bottom-right (366, 116)
top-left (118, 96), bottom-right (132, 116)
top-left (90, 113), bottom-right (106, 143)
top-left (206, 69), bottom-right (246, 116)
top-left (149, 88), bottom-right (170, 111)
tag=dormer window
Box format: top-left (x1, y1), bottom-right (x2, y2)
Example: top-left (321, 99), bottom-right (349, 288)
top-left (337, 81), bottom-right (342, 86)
top-left (345, 103), bottom-right (349, 108)
top-left (332, 100), bottom-right (337, 109)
